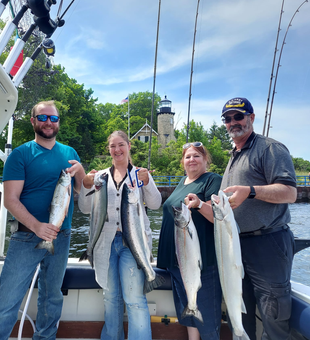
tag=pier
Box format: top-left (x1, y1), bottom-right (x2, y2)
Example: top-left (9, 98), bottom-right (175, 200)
top-left (154, 176), bottom-right (310, 203)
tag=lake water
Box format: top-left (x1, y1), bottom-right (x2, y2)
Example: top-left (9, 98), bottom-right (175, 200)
top-left (4, 202), bottom-right (310, 286)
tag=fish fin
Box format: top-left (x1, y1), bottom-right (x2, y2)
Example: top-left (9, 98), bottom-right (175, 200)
top-left (143, 274), bottom-right (166, 294)
top-left (35, 241), bottom-right (54, 255)
top-left (241, 263), bottom-right (245, 279)
top-left (86, 189), bottom-right (96, 197)
top-left (241, 298), bottom-right (247, 314)
top-left (122, 236), bottom-right (129, 248)
top-left (235, 263), bottom-right (244, 279)
top-left (186, 226), bottom-right (193, 239)
top-left (181, 305), bottom-right (203, 324)
top-left (235, 221), bottom-right (241, 234)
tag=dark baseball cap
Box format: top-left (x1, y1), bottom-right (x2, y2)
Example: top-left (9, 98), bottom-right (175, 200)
top-left (222, 97), bottom-right (254, 117)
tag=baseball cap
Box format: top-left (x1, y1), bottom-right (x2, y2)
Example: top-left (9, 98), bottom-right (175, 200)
top-left (221, 97), bottom-right (254, 117)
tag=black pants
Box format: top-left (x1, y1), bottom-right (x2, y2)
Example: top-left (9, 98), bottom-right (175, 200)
top-left (240, 228), bottom-right (295, 340)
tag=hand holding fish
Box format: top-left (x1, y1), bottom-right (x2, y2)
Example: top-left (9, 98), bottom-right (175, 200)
top-left (136, 167), bottom-right (149, 186)
top-left (33, 222), bottom-right (59, 242)
top-left (184, 193), bottom-right (201, 209)
top-left (83, 169), bottom-right (98, 189)
top-left (223, 185), bottom-right (251, 209)
top-left (66, 160), bottom-right (84, 177)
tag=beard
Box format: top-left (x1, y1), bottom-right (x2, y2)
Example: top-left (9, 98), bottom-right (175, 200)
top-left (228, 116), bottom-right (252, 138)
top-left (33, 123), bottom-right (59, 139)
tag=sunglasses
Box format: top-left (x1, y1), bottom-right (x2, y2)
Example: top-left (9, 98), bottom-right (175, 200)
top-left (35, 114), bottom-right (59, 123)
top-left (183, 142), bottom-right (203, 149)
top-left (222, 112), bottom-right (250, 124)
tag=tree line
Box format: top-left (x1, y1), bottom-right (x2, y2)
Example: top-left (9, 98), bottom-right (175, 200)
top-left (1, 19), bottom-right (309, 176)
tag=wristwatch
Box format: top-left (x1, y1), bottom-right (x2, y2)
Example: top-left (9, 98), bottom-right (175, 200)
top-left (197, 200), bottom-right (203, 209)
top-left (248, 186), bottom-right (256, 199)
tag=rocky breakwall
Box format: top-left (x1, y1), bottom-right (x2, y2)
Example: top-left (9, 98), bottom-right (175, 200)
top-left (296, 187), bottom-right (310, 203)
top-left (157, 186), bottom-right (176, 203)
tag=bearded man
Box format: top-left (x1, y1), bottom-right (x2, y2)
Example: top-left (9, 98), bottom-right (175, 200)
top-left (220, 97), bottom-right (296, 340)
top-left (0, 101), bottom-right (85, 340)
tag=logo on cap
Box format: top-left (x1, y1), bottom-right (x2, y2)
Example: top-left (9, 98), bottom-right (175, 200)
top-left (222, 97), bottom-right (254, 116)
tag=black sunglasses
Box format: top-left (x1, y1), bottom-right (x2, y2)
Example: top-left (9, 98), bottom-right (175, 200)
top-left (222, 112), bottom-right (249, 124)
top-left (35, 114), bottom-right (59, 123)
top-left (183, 142), bottom-right (203, 149)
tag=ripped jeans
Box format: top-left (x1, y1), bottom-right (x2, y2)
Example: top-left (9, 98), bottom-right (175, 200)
top-left (100, 232), bottom-right (151, 340)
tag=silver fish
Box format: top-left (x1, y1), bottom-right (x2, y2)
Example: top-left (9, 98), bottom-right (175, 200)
top-left (35, 169), bottom-right (71, 255)
top-left (121, 183), bottom-right (165, 294)
top-left (79, 172), bottom-right (108, 267)
top-left (173, 202), bottom-right (203, 323)
top-left (211, 190), bottom-right (250, 340)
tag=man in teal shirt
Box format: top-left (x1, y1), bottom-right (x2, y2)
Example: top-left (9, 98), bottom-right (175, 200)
top-left (0, 101), bottom-right (85, 340)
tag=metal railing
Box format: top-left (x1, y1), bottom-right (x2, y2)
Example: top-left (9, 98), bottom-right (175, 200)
top-left (153, 176), bottom-right (183, 187)
top-left (296, 176), bottom-right (310, 187)
top-left (0, 175), bottom-right (309, 187)
top-left (152, 175), bottom-right (310, 187)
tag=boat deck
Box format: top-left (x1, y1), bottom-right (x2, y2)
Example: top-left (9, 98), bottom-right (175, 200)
top-left (9, 321), bottom-right (233, 340)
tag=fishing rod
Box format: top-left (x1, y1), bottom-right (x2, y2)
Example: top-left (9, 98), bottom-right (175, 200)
top-left (264, 0), bottom-right (308, 137)
top-left (0, 0), bottom-right (77, 257)
top-left (147, 0), bottom-right (161, 170)
top-left (262, 0), bottom-right (285, 136)
top-left (186, 0), bottom-right (200, 143)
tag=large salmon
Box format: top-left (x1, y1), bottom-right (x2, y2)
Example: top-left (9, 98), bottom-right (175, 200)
top-left (79, 172), bottom-right (108, 267)
top-left (211, 190), bottom-right (250, 340)
top-left (173, 202), bottom-right (203, 323)
top-left (121, 183), bottom-right (165, 294)
top-left (35, 169), bottom-right (71, 255)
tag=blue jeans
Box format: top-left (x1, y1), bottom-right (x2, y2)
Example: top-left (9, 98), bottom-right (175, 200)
top-left (240, 228), bottom-right (295, 340)
top-left (100, 232), bottom-right (151, 340)
top-left (0, 229), bottom-right (70, 340)
top-left (168, 264), bottom-right (222, 340)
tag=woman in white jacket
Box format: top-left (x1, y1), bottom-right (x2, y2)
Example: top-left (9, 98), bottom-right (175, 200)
top-left (78, 130), bottom-right (162, 340)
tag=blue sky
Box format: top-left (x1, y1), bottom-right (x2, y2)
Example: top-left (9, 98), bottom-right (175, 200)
top-left (4, 0), bottom-right (310, 161)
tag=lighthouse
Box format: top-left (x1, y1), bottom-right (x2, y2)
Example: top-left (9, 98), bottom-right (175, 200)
top-left (157, 95), bottom-right (176, 148)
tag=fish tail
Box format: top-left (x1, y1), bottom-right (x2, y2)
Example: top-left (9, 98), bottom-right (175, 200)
top-left (181, 305), bottom-right (203, 324)
top-left (143, 274), bottom-right (166, 294)
top-left (79, 251), bottom-right (94, 268)
top-left (79, 250), bottom-right (88, 262)
top-left (233, 332), bottom-right (251, 340)
top-left (35, 241), bottom-right (54, 255)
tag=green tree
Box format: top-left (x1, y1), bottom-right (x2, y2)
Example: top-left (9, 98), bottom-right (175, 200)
top-left (207, 122), bottom-right (232, 151)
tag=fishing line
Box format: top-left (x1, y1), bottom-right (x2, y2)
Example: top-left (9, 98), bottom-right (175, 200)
top-left (51, 0), bottom-right (81, 44)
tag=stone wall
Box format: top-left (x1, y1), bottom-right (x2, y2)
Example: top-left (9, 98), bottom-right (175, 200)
top-left (296, 187), bottom-right (310, 202)
top-left (158, 186), bottom-right (310, 203)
